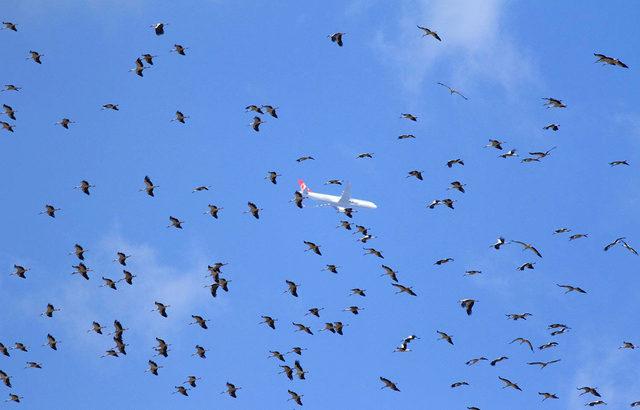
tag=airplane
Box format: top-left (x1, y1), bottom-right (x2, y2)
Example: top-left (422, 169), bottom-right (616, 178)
top-left (297, 179), bottom-right (377, 213)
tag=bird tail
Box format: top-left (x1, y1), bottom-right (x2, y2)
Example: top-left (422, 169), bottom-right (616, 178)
top-left (297, 179), bottom-right (312, 194)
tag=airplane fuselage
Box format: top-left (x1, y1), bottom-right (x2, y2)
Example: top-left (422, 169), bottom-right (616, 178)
top-left (306, 192), bottom-right (378, 209)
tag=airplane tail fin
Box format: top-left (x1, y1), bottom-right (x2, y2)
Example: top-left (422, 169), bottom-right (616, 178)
top-left (297, 179), bottom-right (312, 194)
top-left (338, 181), bottom-right (351, 206)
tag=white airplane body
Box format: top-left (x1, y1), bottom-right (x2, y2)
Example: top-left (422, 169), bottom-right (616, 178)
top-left (297, 179), bottom-right (377, 212)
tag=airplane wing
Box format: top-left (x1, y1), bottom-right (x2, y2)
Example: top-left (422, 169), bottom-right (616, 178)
top-left (338, 182), bottom-right (351, 206)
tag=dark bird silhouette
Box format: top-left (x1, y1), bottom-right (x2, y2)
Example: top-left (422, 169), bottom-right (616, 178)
top-left (251, 116), bottom-right (265, 132)
top-left (152, 22), bottom-right (166, 35)
top-left (262, 105), bottom-right (278, 118)
top-left (417, 26), bottom-right (441, 41)
top-left (260, 316), bottom-right (277, 329)
top-left (498, 376), bottom-right (522, 391)
top-left (329, 32), bottom-right (345, 46)
top-left (204, 204), bottom-right (222, 218)
top-left (141, 176), bottom-right (158, 197)
top-left (380, 377), bottom-right (400, 391)
top-left (2, 22), bottom-right (17, 31)
top-left (172, 44), bottom-right (188, 55)
top-left (28, 50), bottom-right (43, 64)
top-left (246, 202), bottom-right (261, 219)
top-left (266, 171), bottom-right (281, 184)
top-left (511, 337), bottom-right (534, 352)
top-left (74, 180), bottom-right (94, 195)
top-left (437, 82), bottom-right (468, 99)
top-left (287, 390), bottom-right (304, 406)
top-left (190, 315), bottom-right (209, 329)
top-left (594, 53), bottom-right (628, 68)
top-left (221, 382), bottom-right (241, 398)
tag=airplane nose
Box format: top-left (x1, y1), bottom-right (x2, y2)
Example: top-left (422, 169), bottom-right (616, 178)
top-left (371, 203), bottom-right (378, 209)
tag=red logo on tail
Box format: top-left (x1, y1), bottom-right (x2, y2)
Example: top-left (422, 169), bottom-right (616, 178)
top-left (297, 179), bottom-right (312, 193)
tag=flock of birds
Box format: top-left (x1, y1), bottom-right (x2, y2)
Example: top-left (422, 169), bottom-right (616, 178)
top-left (1, 13), bottom-right (638, 410)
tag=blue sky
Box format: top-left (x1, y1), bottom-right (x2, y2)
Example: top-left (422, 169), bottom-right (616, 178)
top-left (1, 0), bottom-right (639, 408)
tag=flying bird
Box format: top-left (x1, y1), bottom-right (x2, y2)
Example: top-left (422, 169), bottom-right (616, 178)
top-left (417, 25), bottom-right (441, 41)
top-left (260, 316), bottom-right (277, 329)
top-left (498, 376), bottom-right (522, 391)
top-left (594, 53), bottom-right (628, 68)
top-left (152, 22), bottom-right (166, 35)
top-left (486, 139), bottom-right (505, 150)
top-left (142, 53), bottom-right (156, 65)
top-left (102, 103), bottom-right (119, 111)
top-left (447, 158), bottom-right (464, 168)
top-left (131, 58), bottom-right (146, 77)
top-left (303, 241), bottom-right (322, 255)
top-left (293, 322), bottom-right (313, 335)
top-left (56, 118), bottom-right (75, 129)
top-left (437, 331), bottom-right (453, 345)
top-left (28, 50), bottom-right (43, 64)
top-left (557, 284), bottom-right (587, 294)
top-left (578, 386), bottom-right (601, 397)
top-left (245, 105), bottom-right (263, 114)
top-left (506, 313), bottom-right (532, 321)
top-left (168, 216), bottom-right (184, 229)
top-left (11, 265), bottom-right (29, 279)
top-left (610, 160), bottom-right (629, 166)
top-left (448, 181), bottom-right (466, 193)
top-left (221, 382), bottom-right (241, 398)
top-left (437, 82), bottom-right (468, 99)
top-left (527, 359), bottom-right (561, 369)
top-left (285, 280), bottom-right (300, 297)
top-left (380, 377), bottom-right (400, 392)
top-left (262, 105), bottom-right (278, 118)
top-left (492, 237), bottom-right (507, 250)
top-left (287, 390), bottom-right (304, 406)
top-left (2, 104), bottom-right (16, 120)
top-left (2, 22), bottom-right (17, 31)
top-left (466, 357), bottom-right (488, 366)
top-left (1, 121), bottom-right (14, 132)
top-left (153, 302), bottom-right (169, 318)
top-left (146, 360), bottom-right (162, 375)
top-left (296, 156), bottom-right (315, 162)
top-left (401, 113), bottom-right (418, 121)
top-left (172, 111), bottom-right (189, 123)
top-left (266, 171), bottom-right (281, 184)
top-left (141, 176), bottom-right (158, 197)
top-left (511, 240), bottom-right (543, 257)
top-left (407, 170), bottom-right (423, 180)
top-left (246, 202), bottom-right (261, 219)
top-left (491, 356), bottom-right (509, 366)
top-left (569, 233), bottom-right (588, 241)
top-left (329, 32), bottom-right (345, 46)
top-left (392, 283), bottom-right (416, 296)
top-left (2, 84), bottom-right (21, 92)
top-left (542, 97), bottom-right (566, 108)
top-left (459, 299), bottom-right (476, 315)
top-left (172, 44), bottom-right (188, 55)
top-left (204, 204), bottom-right (222, 219)
top-left (251, 116), bottom-right (265, 132)
top-left (511, 337), bottom-right (534, 352)
top-left (538, 392), bottom-right (559, 401)
top-left (40, 204), bottom-right (61, 218)
top-left (189, 315), bottom-right (209, 329)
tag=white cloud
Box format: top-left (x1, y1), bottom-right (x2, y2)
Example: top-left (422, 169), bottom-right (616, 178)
top-left (371, 0), bottom-right (538, 94)
top-left (568, 340), bottom-right (640, 408)
top-left (49, 233), bottom-right (222, 355)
